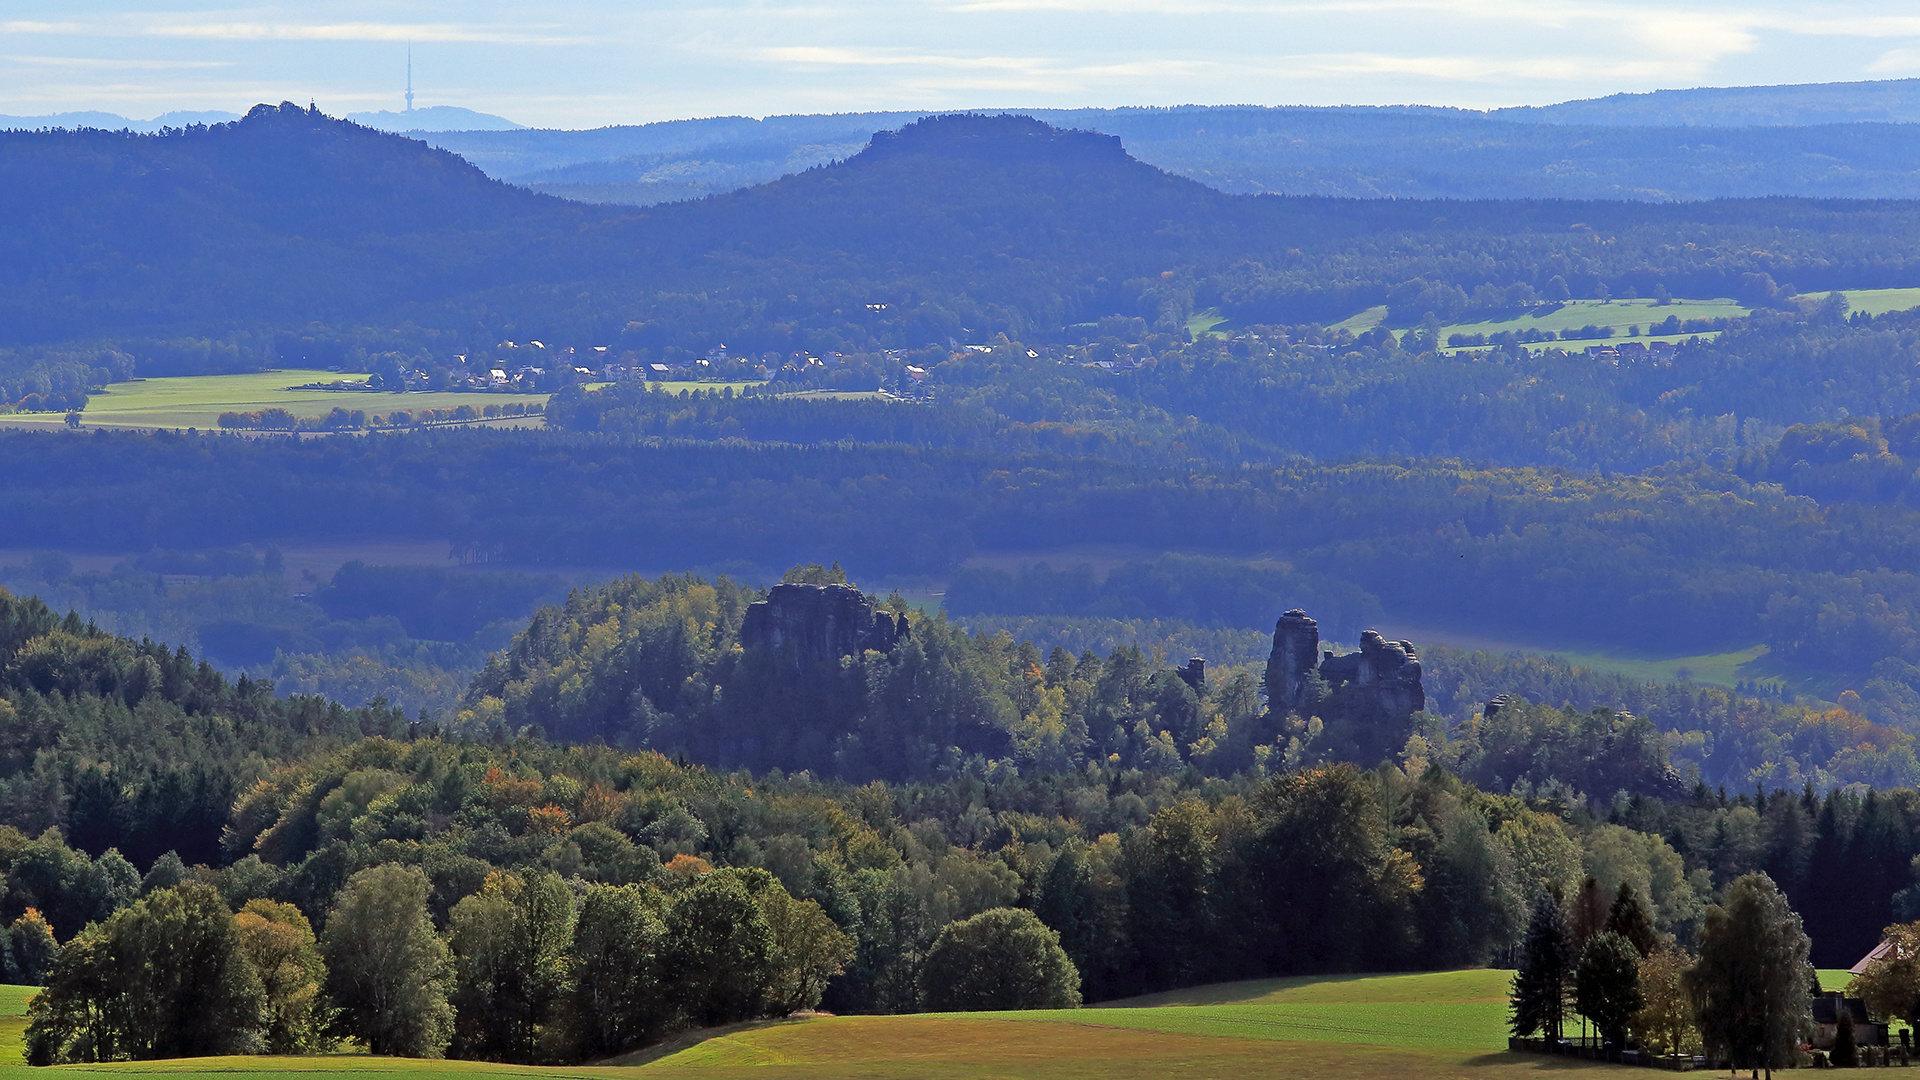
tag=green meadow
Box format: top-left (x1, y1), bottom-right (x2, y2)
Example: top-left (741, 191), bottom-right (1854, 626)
top-left (1186, 308), bottom-right (1232, 338)
top-left (1804, 286), bottom-right (1920, 317)
top-left (0, 970), bottom-right (1649, 1080)
top-left (1334, 287), bottom-right (1920, 356)
top-left (0, 372), bottom-right (552, 432)
top-left (1438, 297), bottom-right (1749, 352)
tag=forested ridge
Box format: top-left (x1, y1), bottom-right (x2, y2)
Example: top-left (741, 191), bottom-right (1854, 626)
top-left (12, 107), bottom-right (1920, 354)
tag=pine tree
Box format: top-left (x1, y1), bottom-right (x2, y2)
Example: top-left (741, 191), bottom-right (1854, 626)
top-left (1511, 893), bottom-right (1574, 1041)
top-left (1607, 883), bottom-right (1659, 958)
top-left (1569, 876), bottom-right (1609, 949)
top-left (1576, 931), bottom-right (1644, 1050)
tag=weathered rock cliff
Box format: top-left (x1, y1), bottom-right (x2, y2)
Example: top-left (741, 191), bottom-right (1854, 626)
top-left (738, 583), bottom-right (909, 674)
top-left (1264, 611), bottom-right (1425, 726)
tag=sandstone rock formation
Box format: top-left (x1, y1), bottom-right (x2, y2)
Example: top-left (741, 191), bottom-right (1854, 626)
top-left (1264, 610), bottom-right (1425, 725)
top-left (738, 582), bottom-right (909, 675)
top-left (1264, 609), bottom-right (1321, 715)
top-left (1318, 629), bottom-right (1425, 719)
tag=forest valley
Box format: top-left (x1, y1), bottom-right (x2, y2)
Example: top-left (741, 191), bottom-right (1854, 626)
top-left (2, 569), bottom-right (1920, 1063)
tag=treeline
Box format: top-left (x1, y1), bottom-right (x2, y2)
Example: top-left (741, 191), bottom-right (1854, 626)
top-left (10, 733), bottom-right (1912, 1062)
top-left (0, 347), bottom-right (132, 413)
top-left (23, 861), bottom-right (853, 1063)
top-left (216, 401), bottom-right (543, 431)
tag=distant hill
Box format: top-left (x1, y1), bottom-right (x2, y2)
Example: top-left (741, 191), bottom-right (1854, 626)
top-left (0, 109), bottom-right (243, 132)
top-left (12, 105), bottom-right (1920, 349)
top-left (0, 101), bottom-right (586, 341)
top-left (422, 102), bottom-right (1920, 206)
top-left (0, 104), bottom-right (520, 134)
top-left (1494, 78), bottom-right (1920, 126)
top-left (346, 105), bottom-right (523, 132)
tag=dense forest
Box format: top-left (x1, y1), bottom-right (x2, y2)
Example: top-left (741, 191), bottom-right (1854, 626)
top-left (4, 563), bottom-right (1920, 1064)
top-left (11, 410), bottom-right (1920, 701)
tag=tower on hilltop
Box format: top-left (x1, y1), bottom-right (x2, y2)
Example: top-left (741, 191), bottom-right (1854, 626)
top-left (405, 46), bottom-right (415, 112)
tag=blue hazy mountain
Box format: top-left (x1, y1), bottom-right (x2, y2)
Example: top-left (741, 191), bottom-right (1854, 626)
top-left (346, 105), bottom-right (523, 132)
top-left (1493, 78), bottom-right (1920, 126)
top-left (413, 84), bottom-right (1920, 206)
top-left (0, 109), bottom-right (242, 132)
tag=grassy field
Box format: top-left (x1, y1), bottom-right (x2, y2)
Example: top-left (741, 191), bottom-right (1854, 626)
top-left (1372, 613), bottom-right (1794, 694)
top-left (1327, 297), bottom-right (1749, 352)
top-left (1438, 297), bottom-right (1748, 353)
top-left (0, 984), bottom-right (31, 1068)
top-left (1186, 308), bottom-right (1231, 338)
top-left (1804, 287), bottom-right (1920, 317)
top-left (1330, 304), bottom-right (1389, 335)
top-left (0, 371), bottom-right (552, 432)
top-left (0, 970), bottom-right (1647, 1080)
top-left (636, 969), bottom-right (1625, 1080)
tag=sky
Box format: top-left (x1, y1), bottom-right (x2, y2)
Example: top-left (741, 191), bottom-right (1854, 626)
top-left (6, 1), bottom-right (1920, 128)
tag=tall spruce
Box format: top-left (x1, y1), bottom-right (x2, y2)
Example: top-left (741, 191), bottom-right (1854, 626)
top-left (1607, 883), bottom-right (1660, 958)
top-left (1511, 893), bottom-right (1574, 1042)
top-left (1575, 931), bottom-right (1644, 1050)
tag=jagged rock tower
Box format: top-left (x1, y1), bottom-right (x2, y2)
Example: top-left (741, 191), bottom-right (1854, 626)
top-left (737, 582), bottom-right (910, 674)
top-left (1263, 610), bottom-right (1425, 726)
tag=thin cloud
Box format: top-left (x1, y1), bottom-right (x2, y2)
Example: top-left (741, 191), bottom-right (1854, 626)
top-left (1867, 47), bottom-right (1920, 74)
top-left (1299, 51), bottom-right (1717, 84)
top-left (761, 46), bottom-right (1050, 69)
top-left (0, 16), bottom-right (584, 46)
top-left (2, 55), bottom-right (234, 70)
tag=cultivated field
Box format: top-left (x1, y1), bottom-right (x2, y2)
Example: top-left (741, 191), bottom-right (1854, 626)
top-left (1437, 297), bottom-right (1750, 351)
top-left (0, 970), bottom-right (1654, 1080)
top-left (1805, 286), bottom-right (1920, 316)
top-left (1335, 287), bottom-right (1920, 354)
top-left (0, 371), bottom-right (552, 432)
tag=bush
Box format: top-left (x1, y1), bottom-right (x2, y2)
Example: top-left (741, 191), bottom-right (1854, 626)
top-left (921, 907), bottom-right (1081, 1012)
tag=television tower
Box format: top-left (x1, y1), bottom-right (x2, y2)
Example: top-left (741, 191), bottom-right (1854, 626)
top-left (405, 46), bottom-right (415, 112)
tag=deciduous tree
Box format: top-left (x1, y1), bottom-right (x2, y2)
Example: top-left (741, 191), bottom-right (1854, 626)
top-left (233, 899), bottom-right (331, 1054)
top-left (448, 870), bottom-right (576, 1061)
top-left (921, 907), bottom-right (1082, 1011)
top-left (322, 865), bottom-right (454, 1057)
top-left (1686, 872), bottom-right (1812, 1079)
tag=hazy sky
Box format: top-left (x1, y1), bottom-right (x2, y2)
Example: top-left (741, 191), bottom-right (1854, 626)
top-left (6, 1), bottom-right (1920, 126)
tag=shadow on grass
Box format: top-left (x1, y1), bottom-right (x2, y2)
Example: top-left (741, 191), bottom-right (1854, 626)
top-left (1093, 973), bottom-right (1382, 1009)
top-left (591, 1015), bottom-right (818, 1067)
top-left (1461, 1051), bottom-right (1622, 1069)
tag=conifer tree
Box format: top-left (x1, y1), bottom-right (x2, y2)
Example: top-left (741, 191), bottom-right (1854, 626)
top-left (1511, 893), bottom-right (1574, 1041)
top-left (1607, 883), bottom-right (1659, 958)
top-left (1834, 1007), bottom-right (1858, 1068)
top-left (1576, 931), bottom-right (1644, 1050)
